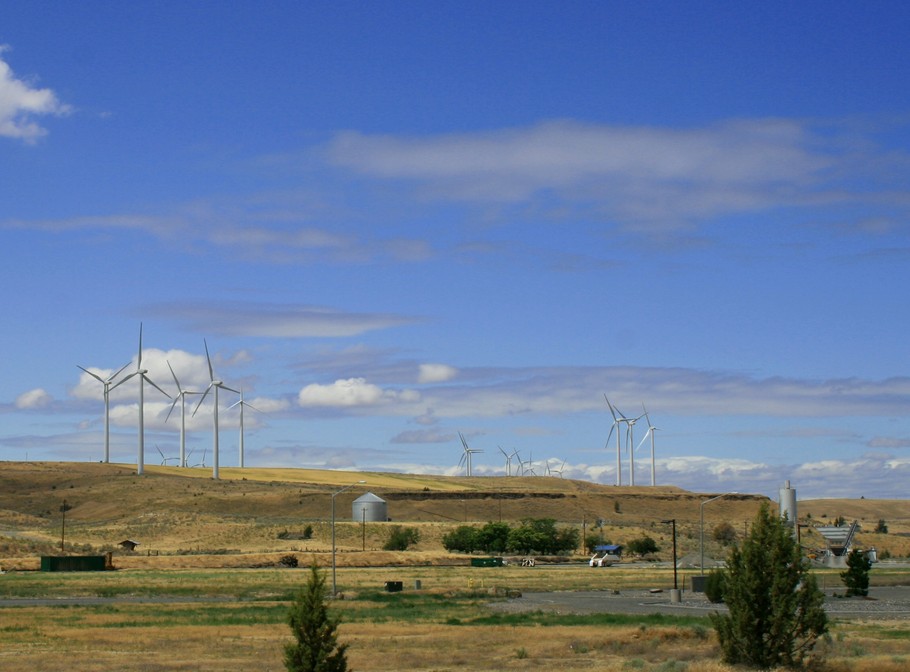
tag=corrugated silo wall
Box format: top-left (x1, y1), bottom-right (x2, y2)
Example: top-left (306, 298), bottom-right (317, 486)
top-left (353, 499), bottom-right (388, 522)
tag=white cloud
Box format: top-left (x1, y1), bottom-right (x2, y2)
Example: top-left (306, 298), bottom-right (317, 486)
top-left (0, 47), bottom-right (71, 142)
top-left (148, 300), bottom-right (419, 338)
top-left (297, 377), bottom-right (420, 408)
top-left (418, 363), bottom-right (458, 383)
top-left (326, 119), bottom-right (902, 232)
top-left (15, 388), bottom-right (52, 409)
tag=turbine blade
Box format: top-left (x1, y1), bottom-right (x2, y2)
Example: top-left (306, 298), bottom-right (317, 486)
top-left (167, 360), bottom-right (180, 390)
top-left (203, 339), bottom-right (214, 381)
top-left (165, 395), bottom-right (180, 424)
top-left (144, 374), bottom-right (172, 399)
top-left (77, 365), bottom-right (104, 384)
top-left (109, 370), bottom-right (138, 391)
top-left (192, 384), bottom-right (213, 416)
top-left (109, 361), bottom-right (131, 383)
top-left (137, 322), bottom-right (143, 369)
top-left (219, 383), bottom-right (240, 395)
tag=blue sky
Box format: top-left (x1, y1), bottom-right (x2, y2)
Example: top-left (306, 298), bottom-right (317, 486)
top-left (2, 3), bottom-right (909, 499)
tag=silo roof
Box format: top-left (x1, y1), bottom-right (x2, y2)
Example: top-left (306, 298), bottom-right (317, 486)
top-left (353, 491), bottom-right (386, 503)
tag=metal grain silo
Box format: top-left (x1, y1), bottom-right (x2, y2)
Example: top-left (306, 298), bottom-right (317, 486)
top-left (779, 480), bottom-right (797, 528)
top-left (352, 492), bottom-right (388, 522)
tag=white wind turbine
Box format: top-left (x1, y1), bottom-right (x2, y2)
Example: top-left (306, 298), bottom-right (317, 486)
top-left (77, 360), bottom-right (130, 463)
top-left (623, 409), bottom-right (646, 487)
top-left (192, 339), bottom-right (238, 480)
top-left (636, 405), bottom-right (659, 486)
top-left (228, 388), bottom-right (261, 469)
top-left (498, 445), bottom-right (513, 476)
top-left (110, 323), bottom-right (170, 476)
top-left (604, 395), bottom-right (627, 486)
top-left (510, 448), bottom-right (522, 476)
top-left (165, 360), bottom-right (201, 468)
top-left (458, 432), bottom-right (482, 477)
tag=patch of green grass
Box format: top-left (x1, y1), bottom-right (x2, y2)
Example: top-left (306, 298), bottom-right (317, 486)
top-left (459, 610), bottom-right (706, 628)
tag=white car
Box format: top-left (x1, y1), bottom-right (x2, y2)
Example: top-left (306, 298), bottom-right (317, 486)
top-left (589, 551), bottom-right (620, 567)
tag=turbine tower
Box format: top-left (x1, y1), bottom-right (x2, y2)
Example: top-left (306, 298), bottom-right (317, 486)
top-left (498, 445), bottom-right (513, 476)
top-left (604, 395), bottom-right (626, 486)
top-left (192, 339), bottom-right (238, 480)
top-left (77, 360), bottom-right (130, 463)
top-left (623, 410), bottom-right (645, 486)
top-left (637, 404), bottom-right (659, 486)
top-left (165, 360), bottom-right (201, 468)
top-left (228, 388), bottom-right (260, 469)
top-left (111, 323), bottom-right (170, 475)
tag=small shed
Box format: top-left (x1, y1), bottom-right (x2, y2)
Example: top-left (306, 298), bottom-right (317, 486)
top-left (352, 492), bottom-right (388, 522)
top-left (119, 539), bottom-right (140, 551)
top-left (594, 544), bottom-right (623, 557)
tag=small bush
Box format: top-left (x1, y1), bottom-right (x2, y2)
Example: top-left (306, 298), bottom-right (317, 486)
top-left (875, 519), bottom-right (888, 534)
top-left (279, 554), bottom-right (299, 568)
top-left (383, 525), bottom-right (420, 551)
top-left (626, 535), bottom-right (659, 557)
top-left (704, 569), bottom-right (726, 603)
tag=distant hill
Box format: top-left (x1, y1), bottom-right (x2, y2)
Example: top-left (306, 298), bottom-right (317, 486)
top-left (1, 461), bottom-right (906, 567)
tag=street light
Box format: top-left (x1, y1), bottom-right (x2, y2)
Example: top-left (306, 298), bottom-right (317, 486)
top-left (332, 480), bottom-right (365, 596)
top-left (661, 518), bottom-right (678, 590)
top-left (700, 492), bottom-right (737, 575)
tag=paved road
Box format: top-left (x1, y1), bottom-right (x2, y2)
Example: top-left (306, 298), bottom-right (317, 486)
top-left (490, 586), bottom-right (910, 620)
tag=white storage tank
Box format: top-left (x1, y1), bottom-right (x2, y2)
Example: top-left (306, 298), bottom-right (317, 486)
top-left (779, 480), bottom-right (797, 527)
top-left (352, 492), bottom-right (388, 522)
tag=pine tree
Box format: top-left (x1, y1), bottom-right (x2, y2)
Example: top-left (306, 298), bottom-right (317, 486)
top-left (284, 564), bottom-right (349, 672)
top-left (841, 548), bottom-right (871, 597)
top-left (710, 502), bottom-right (828, 669)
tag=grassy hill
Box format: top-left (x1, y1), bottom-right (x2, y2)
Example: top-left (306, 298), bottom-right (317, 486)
top-left (1, 461), bottom-right (907, 568)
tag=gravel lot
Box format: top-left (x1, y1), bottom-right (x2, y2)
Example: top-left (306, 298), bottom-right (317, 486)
top-left (490, 585), bottom-right (910, 620)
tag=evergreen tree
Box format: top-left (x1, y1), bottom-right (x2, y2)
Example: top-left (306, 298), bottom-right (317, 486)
top-left (710, 503), bottom-right (827, 669)
top-left (841, 548), bottom-right (872, 597)
top-left (284, 564), bottom-right (349, 672)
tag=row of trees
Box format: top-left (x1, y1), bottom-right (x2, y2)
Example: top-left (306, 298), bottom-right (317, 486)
top-left (442, 519), bottom-right (579, 555)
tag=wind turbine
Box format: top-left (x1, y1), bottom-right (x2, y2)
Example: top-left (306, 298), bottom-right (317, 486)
top-left (165, 360), bottom-right (201, 468)
top-left (228, 388), bottom-right (261, 469)
top-left (510, 448), bottom-right (522, 476)
top-left (636, 404), bottom-right (659, 486)
top-left (604, 395), bottom-right (627, 486)
top-left (110, 323), bottom-right (170, 476)
top-left (497, 445), bottom-right (513, 476)
top-left (551, 458), bottom-right (567, 478)
top-left (458, 432), bottom-right (482, 477)
top-left (155, 445), bottom-right (179, 466)
top-left (77, 360), bottom-right (130, 463)
top-left (623, 409), bottom-right (646, 487)
top-left (192, 339), bottom-right (239, 480)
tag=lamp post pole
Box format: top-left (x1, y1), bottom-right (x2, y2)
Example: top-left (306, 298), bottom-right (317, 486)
top-left (700, 492), bottom-right (737, 575)
top-left (662, 518), bottom-right (678, 590)
top-left (331, 480), bottom-right (365, 596)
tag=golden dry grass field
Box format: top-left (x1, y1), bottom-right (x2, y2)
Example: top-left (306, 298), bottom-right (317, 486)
top-left (2, 461), bottom-right (909, 671)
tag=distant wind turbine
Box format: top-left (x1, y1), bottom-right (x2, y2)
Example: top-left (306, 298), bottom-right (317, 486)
top-left (110, 323), bottom-right (170, 476)
top-left (623, 410), bottom-right (646, 487)
top-left (637, 404), bottom-right (659, 486)
top-left (498, 445), bottom-right (513, 476)
top-left (458, 432), bottom-right (482, 477)
top-left (192, 339), bottom-right (239, 480)
top-left (604, 395), bottom-right (626, 486)
top-left (77, 360), bottom-right (130, 463)
top-left (165, 360), bottom-right (201, 468)
top-left (228, 388), bottom-right (261, 469)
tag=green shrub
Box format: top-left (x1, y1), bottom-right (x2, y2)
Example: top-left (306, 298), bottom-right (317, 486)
top-left (704, 569), bottom-right (726, 603)
top-left (383, 525), bottom-right (420, 551)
